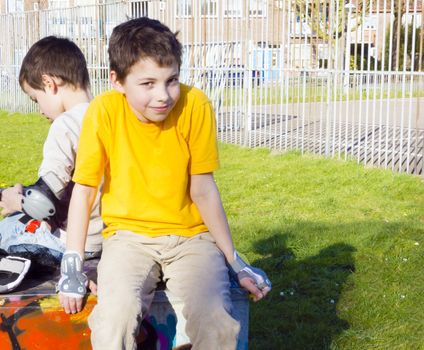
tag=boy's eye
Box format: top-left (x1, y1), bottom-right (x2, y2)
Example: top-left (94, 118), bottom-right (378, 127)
top-left (141, 82), bottom-right (153, 87)
top-left (168, 77), bottom-right (179, 85)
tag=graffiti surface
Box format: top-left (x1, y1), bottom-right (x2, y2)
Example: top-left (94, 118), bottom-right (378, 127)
top-left (0, 294), bottom-right (94, 349)
top-left (0, 263), bottom-right (245, 350)
top-left (0, 293), bottom-right (193, 350)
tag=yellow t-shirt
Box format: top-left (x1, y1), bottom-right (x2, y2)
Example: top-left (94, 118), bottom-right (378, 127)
top-left (73, 84), bottom-right (219, 238)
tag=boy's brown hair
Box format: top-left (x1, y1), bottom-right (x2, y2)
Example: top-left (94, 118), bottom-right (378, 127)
top-left (108, 17), bottom-right (182, 82)
top-left (19, 36), bottom-right (90, 90)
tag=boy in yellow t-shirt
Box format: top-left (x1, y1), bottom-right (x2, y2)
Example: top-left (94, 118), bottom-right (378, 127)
top-left (58, 17), bottom-right (271, 349)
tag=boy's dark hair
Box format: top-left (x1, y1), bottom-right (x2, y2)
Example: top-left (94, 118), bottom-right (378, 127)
top-left (108, 17), bottom-right (182, 82)
top-left (19, 36), bottom-right (90, 90)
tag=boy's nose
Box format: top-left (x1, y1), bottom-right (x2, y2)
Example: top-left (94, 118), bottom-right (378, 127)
top-left (156, 86), bottom-right (169, 102)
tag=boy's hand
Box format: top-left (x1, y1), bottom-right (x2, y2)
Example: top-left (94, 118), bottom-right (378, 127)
top-left (59, 280), bottom-right (97, 314)
top-left (229, 251), bottom-right (272, 302)
top-left (0, 184), bottom-right (23, 216)
top-left (58, 251), bottom-right (88, 314)
top-left (238, 276), bottom-right (270, 302)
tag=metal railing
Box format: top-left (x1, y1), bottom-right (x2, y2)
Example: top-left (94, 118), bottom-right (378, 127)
top-left (0, 0), bottom-right (423, 175)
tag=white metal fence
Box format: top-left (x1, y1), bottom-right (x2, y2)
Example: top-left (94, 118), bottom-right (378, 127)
top-left (0, 0), bottom-right (423, 175)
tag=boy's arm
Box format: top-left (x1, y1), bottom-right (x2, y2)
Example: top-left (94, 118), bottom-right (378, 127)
top-left (190, 173), bottom-right (270, 301)
top-left (38, 115), bottom-right (81, 198)
top-left (1, 115), bottom-right (77, 217)
top-left (59, 183), bottom-right (97, 314)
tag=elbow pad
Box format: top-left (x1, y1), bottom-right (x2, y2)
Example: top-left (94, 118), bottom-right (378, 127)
top-left (21, 178), bottom-right (58, 221)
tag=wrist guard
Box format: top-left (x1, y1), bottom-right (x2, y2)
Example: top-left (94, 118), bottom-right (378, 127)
top-left (57, 251), bottom-right (87, 298)
top-left (229, 251), bottom-right (272, 291)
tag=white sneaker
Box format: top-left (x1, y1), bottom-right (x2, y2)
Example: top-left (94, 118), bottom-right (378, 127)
top-left (0, 256), bottom-right (31, 293)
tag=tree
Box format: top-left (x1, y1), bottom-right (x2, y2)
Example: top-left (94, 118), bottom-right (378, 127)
top-left (383, 24), bottom-right (424, 71)
top-left (291, 0), bottom-right (369, 69)
top-left (391, 0), bottom-right (406, 71)
top-left (388, 0), bottom-right (423, 71)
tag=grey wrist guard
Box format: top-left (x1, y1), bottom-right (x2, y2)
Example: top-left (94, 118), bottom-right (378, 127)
top-left (57, 251), bottom-right (87, 298)
top-left (229, 251), bottom-right (272, 291)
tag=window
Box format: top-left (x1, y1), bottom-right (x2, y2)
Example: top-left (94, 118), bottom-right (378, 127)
top-left (223, 0), bottom-right (242, 17)
top-left (52, 17), bottom-right (66, 24)
top-left (289, 14), bottom-right (312, 37)
top-left (6, 0), bottom-right (23, 13)
top-left (79, 17), bottom-right (93, 25)
top-left (74, 0), bottom-right (91, 5)
top-left (176, 0), bottom-right (192, 17)
top-left (49, 1), bottom-right (69, 9)
top-left (201, 0), bottom-right (217, 17)
top-left (249, 0), bottom-right (266, 17)
top-left (364, 15), bottom-right (377, 30)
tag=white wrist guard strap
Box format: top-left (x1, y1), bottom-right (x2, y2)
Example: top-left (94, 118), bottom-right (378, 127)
top-left (57, 251), bottom-right (87, 298)
top-left (229, 251), bottom-right (272, 291)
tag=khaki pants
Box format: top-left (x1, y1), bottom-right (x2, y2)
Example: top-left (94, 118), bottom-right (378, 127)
top-left (88, 230), bottom-right (240, 350)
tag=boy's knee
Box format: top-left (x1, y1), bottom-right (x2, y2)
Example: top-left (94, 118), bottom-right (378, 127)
top-left (185, 300), bottom-right (234, 327)
top-left (90, 299), bottom-right (141, 332)
top-left (185, 305), bottom-right (240, 349)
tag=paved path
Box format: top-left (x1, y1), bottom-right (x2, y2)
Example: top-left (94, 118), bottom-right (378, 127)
top-left (217, 98), bottom-right (424, 175)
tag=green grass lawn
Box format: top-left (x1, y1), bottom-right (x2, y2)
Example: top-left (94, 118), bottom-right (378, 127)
top-left (0, 111), bottom-right (48, 187)
top-left (218, 145), bottom-right (424, 349)
top-left (2, 110), bottom-right (424, 349)
top-left (219, 85), bottom-right (424, 106)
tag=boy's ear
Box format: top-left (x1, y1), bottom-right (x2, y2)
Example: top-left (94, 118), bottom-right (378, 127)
top-left (41, 74), bottom-right (58, 94)
top-left (110, 71), bottom-right (125, 93)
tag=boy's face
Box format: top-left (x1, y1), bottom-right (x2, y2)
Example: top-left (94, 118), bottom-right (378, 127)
top-left (111, 58), bottom-right (180, 124)
top-left (23, 77), bottom-right (64, 121)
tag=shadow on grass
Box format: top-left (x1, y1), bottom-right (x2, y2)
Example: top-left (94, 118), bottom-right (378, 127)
top-left (248, 233), bottom-right (355, 350)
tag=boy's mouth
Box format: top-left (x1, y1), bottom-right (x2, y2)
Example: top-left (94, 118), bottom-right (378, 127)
top-left (151, 105), bottom-right (169, 113)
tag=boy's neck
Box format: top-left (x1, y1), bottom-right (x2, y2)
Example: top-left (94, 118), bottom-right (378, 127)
top-left (60, 86), bottom-right (92, 111)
